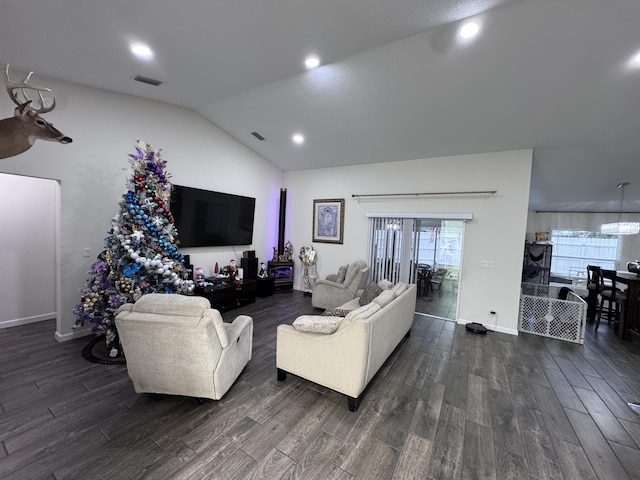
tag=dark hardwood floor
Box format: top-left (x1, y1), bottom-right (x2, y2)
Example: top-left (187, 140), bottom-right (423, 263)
top-left (1, 291), bottom-right (640, 479)
top-left (415, 281), bottom-right (457, 320)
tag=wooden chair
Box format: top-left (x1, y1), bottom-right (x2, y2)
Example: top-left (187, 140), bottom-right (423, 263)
top-left (586, 265), bottom-right (601, 323)
top-left (416, 264), bottom-right (432, 297)
top-left (430, 268), bottom-right (449, 297)
top-left (595, 269), bottom-right (626, 332)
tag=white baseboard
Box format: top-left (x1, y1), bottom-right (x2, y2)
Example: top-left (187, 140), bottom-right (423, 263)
top-left (457, 318), bottom-right (518, 336)
top-left (414, 311), bottom-right (454, 321)
top-left (0, 313), bottom-right (55, 329)
top-left (413, 312), bottom-right (518, 335)
top-left (55, 327), bottom-right (93, 343)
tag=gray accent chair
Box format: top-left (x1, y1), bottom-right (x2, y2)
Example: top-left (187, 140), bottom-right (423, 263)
top-left (115, 293), bottom-right (253, 401)
top-left (311, 260), bottom-right (370, 309)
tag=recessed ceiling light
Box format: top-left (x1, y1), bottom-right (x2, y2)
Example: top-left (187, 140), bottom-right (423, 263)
top-left (130, 42), bottom-right (154, 60)
top-left (292, 133), bottom-right (305, 145)
top-left (629, 51), bottom-right (640, 68)
top-left (304, 56), bottom-right (320, 69)
top-left (459, 22), bottom-right (480, 40)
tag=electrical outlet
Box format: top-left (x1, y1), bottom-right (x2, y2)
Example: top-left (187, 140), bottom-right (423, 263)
top-left (480, 260), bottom-right (493, 268)
top-left (83, 247), bottom-right (91, 257)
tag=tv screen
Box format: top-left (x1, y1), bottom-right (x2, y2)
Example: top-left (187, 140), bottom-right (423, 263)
top-left (171, 184), bottom-right (255, 248)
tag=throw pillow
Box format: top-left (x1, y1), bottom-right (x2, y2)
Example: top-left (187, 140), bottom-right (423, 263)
top-left (377, 279), bottom-right (393, 290)
top-left (293, 315), bottom-right (343, 334)
top-left (322, 308), bottom-right (351, 317)
top-left (336, 264), bottom-right (348, 283)
top-left (359, 282), bottom-right (383, 305)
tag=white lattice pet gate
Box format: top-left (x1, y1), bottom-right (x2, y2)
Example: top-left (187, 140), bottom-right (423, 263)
top-left (519, 283), bottom-right (587, 344)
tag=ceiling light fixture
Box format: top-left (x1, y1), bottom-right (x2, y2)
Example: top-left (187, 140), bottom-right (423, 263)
top-left (292, 133), bottom-right (305, 145)
top-left (304, 56), bottom-right (320, 69)
top-left (629, 51), bottom-right (640, 68)
top-left (600, 182), bottom-right (640, 235)
top-left (130, 42), bottom-right (154, 60)
top-left (459, 22), bottom-right (480, 40)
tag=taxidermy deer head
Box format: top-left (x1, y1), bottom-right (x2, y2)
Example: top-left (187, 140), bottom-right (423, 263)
top-left (0, 64), bottom-right (72, 159)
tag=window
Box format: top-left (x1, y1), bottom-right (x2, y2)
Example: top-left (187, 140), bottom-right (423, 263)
top-left (550, 230), bottom-right (621, 279)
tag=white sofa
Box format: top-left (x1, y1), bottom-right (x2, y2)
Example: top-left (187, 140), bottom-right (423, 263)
top-left (115, 293), bottom-right (253, 401)
top-left (276, 282), bottom-right (417, 411)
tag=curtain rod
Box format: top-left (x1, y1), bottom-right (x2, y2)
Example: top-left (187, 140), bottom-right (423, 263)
top-left (352, 190), bottom-right (497, 199)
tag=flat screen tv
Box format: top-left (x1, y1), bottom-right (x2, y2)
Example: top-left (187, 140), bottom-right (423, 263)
top-left (170, 184), bottom-right (255, 248)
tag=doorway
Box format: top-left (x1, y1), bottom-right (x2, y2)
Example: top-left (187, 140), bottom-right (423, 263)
top-left (367, 215), bottom-right (464, 321)
top-left (0, 173), bottom-right (59, 329)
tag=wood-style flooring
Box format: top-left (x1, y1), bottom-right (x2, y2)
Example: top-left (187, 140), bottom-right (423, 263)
top-left (415, 281), bottom-right (457, 320)
top-left (1, 291), bottom-right (640, 479)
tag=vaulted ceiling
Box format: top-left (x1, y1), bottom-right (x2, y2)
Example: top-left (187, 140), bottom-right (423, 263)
top-left (2, 0), bottom-right (639, 212)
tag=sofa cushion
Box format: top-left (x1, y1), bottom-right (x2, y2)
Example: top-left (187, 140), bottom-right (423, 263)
top-left (343, 262), bottom-right (365, 287)
top-left (372, 289), bottom-right (395, 308)
top-left (293, 315), bottom-right (343, 334)
top-left (390, 282), bottom-right (409, 297)
top-left (359, 283), bottom-right (383, 305)
top-left (336, 264), bottom-right (349, 283)
top-left (131, 293), bottom-right (210, 317)
top-left (337, 297), bottom-right (363, 312)
top-left (345, 302), bottom-right (381, 322)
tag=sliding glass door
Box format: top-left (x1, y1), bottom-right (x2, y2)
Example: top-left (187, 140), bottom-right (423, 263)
top-left (367, 216), bottom-right (464, 320)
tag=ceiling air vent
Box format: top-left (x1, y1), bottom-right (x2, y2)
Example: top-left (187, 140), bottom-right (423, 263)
top-left (134, 75), bottom-right (162, 86)
top-left (251, 131), bottom-right (266, 141)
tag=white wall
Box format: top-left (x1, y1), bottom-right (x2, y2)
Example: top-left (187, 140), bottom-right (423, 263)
top-left (0, 72), bottom-right (284, 340)
top-left (284, 150), bottom-right (533, 334)
top-left (0, 174), bottom-right (57, 327)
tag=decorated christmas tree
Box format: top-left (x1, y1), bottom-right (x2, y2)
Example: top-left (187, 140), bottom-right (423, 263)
top-left (74, 142), bottom-right (194, 350)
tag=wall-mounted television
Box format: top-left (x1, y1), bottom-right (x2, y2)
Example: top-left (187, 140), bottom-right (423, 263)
top-left (170, 184), bottom-right (255, 248)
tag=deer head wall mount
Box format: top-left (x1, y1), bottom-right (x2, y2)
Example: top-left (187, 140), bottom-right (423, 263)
top-left (0, 64), bottom-right (72, 160)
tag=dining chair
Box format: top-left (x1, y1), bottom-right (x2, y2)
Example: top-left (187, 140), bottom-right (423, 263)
top-left (586, 265), bottom-right (601, 323)
top-left (416, 264), bottom-right (432, 297)
top-left (595, 269), bottom-right (626, 332)
top-left (430, 268), bottom-right (449, 297)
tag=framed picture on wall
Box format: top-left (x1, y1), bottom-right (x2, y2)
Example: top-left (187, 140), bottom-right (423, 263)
top-left (312, 198), bottom-right (345, 244)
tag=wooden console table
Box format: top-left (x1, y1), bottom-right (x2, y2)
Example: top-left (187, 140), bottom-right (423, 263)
top-left (195, 279), bottom-right (256, 312)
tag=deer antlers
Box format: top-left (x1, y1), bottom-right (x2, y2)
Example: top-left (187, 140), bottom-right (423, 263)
top-left (4, 63), bottom-right (56, 113)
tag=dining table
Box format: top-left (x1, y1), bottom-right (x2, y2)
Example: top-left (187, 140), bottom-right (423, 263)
top-left (615, 270), bottom-right (640, 341)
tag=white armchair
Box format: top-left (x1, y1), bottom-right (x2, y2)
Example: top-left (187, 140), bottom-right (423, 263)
top-left (311, 260), bottom-right (370, 309)
top-left (115, 293), bottom-right (253, 401)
